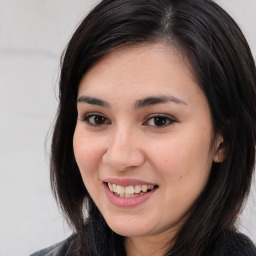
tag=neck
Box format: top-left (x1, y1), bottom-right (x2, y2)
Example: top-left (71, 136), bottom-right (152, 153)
top-left (125, 232), bottom-right (175, 256)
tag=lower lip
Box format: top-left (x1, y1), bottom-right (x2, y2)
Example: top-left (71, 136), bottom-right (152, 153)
top-left (104, 183), bottom-right (157, 208)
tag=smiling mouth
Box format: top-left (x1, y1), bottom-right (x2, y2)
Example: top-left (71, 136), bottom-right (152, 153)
top-left (106, 182), bottom-right (158, 198)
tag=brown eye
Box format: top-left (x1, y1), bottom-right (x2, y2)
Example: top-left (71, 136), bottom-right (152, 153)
top-left (82, 114), bottom-right (110, 126)
top-left (145, 115), bottom-right (175, 127)
top-left (90, 115), bottom-right (106, 125)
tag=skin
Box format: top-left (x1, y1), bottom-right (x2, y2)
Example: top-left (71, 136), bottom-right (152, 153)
top-left (73, 43), bottom-right (224, 256)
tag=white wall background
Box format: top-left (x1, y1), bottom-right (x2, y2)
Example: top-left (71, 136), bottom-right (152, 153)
top-left (0, 1), bottom-right (255, 255)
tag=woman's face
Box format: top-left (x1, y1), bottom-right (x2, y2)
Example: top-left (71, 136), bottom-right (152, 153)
top-left (73, 43), bottom-right (222, 240)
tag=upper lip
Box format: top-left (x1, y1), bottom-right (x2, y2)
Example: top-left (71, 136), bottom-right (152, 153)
top-left (103, 178), bottom-right (157, 187)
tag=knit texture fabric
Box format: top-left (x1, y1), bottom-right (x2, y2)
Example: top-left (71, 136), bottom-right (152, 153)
top-left (212, 232), bottom-right (256, 256)
top-left (30, 231), bottom-right (256, 256)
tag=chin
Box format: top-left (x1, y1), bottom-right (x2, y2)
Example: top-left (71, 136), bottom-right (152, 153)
top-left (110, 224), bottom-right (150, 237)
top-left (104, 215), bottom-right (153, 237)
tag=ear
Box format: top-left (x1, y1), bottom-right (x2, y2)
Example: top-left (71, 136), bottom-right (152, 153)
top-left (213, 133), bottom-right (227, 163)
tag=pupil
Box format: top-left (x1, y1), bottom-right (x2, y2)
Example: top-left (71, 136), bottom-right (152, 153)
top-left (154, 117), bottom-right (166, 126)
top-left (95, 116), bottom-right (105, 124)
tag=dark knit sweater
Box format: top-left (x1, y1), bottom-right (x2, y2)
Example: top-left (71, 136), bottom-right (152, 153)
top-left (212, 232), bottom-right (256, 256)
top-left (31, 231), bottom-right (256, 256)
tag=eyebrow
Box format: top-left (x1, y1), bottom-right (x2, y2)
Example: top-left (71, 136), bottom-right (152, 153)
top-left (135, 96), bottom-right (187, 109)
top-left (77, 96), bottom-right (110, 107)
top-left (77, 95), bottom-right (187, 108)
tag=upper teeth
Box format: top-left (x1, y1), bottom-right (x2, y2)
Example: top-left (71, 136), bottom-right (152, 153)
top-left (108, 183), bottom-right (155, 195)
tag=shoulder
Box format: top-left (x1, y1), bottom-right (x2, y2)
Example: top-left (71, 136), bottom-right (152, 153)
top-left (214, 231), bottom-right (256, 256)
top-left (30, 235), bottom-right (75, 256)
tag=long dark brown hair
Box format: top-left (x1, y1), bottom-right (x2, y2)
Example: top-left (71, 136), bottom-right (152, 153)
top-left (50, 0), bottom-right (256, 255)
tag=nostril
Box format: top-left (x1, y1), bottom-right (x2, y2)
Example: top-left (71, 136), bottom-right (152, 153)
top-left (102, 145), bottom-right (145, 170)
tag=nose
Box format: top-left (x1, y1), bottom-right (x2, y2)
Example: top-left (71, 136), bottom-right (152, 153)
top-left (102, 126), bottom-right (145, 171)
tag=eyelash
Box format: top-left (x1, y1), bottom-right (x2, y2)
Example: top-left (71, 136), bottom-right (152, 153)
top-left (144, 114), bottom-right (176, 127)
top-left (80, 113), bottom-right (176, 128)
top-left (80, 113), bottom-right (110, 127)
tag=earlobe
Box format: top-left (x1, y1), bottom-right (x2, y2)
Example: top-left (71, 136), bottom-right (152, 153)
top-left (213, 134), bottom-right (226, 163)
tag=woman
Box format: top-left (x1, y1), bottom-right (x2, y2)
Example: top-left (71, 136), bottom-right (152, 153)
top-left (32, 0), bottom-right (256, 255)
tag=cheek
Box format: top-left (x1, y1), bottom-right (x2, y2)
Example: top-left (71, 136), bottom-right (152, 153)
top-left (148, 131), bottom-right (213, 183)
top-left (150, 137), bottom-right (213, 222)
top-left (73, 129), bottom-right (104, 180)
top-left (73, 129), bottom-right (108, 204)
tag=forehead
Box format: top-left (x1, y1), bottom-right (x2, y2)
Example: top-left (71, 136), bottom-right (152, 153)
top-left (78, 43), bottom-right (197, 95)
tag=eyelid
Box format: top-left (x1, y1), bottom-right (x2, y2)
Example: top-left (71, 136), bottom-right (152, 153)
top-left (143, 114), bottom-right (176, 127)
top-left (79, 112), bottom-right (111, 126)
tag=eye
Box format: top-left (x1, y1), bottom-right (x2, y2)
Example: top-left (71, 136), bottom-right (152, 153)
top-left (81, 113), bottom-right (110, 126)
top-left (144, 115), bottom-right (175, 127)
